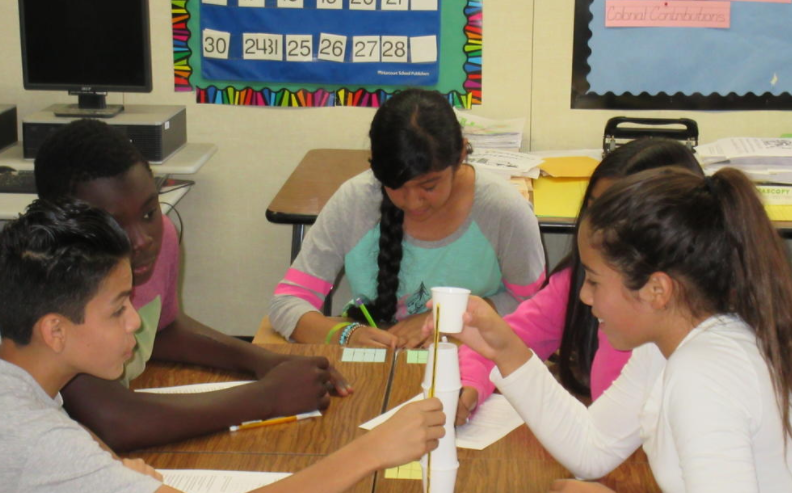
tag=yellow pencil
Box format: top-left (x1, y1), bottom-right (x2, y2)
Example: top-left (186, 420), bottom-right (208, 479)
top-left (229, 411), bottom-right (320, 432)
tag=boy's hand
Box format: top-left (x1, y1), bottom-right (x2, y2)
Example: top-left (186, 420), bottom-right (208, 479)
top-left (549, 479), bottom-right (617, 493)
top-left (121, 458), bottom-right (163, 481)
top-left (365, 398), bottom-right (446, 469)
top-left (455, 387), bottom-right (479, 426)
top-left (252, 354), bottom-right (353, 397)
top-left (256, 357), bottom-right (333, 416)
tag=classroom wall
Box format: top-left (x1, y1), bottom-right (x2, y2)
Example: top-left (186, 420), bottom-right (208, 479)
top-left (0, 1), bottom-right (788, 335)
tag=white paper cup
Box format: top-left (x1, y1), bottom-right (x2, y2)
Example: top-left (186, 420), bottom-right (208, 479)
top-left (422, 342), bottom-right (461, 392)
top-left (431, 287), bottom-right (471, 334)
top-left (421, 462), bottom-right (459, 493)
top-left (421, 387), bottom-right (458, 468)
top-left (421, 342), bottom-right (460, 470)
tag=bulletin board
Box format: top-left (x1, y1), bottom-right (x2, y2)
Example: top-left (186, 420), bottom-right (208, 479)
top-left (171, 0), bottom-right (483, 108)
top-left (571, 0), bottom-right (792, 110)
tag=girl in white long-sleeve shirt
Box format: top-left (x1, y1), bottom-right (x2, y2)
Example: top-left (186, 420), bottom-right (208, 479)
top-left (435, 167), bottom-right (792, 492)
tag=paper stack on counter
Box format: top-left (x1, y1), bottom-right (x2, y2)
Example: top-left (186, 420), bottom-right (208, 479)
top-left (696, 137), bottom-right (792, 184)
top-left (696, 138), bottom-right (792, 219)
top-left (467, 148), bottom-right (543, 179)
top-left (455, 111), bottom-right (525, 151)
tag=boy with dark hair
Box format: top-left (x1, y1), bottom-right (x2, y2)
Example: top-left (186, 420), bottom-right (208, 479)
top-left (34, 119), bottom-right (350, 451)
top-left (0, 198), bottom-right (445, 493)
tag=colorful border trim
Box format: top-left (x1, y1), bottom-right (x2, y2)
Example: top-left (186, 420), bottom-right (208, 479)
top-left (172, 0), bottom-right (482, 108)
top-left (172, 1), bottom-right (193, 92)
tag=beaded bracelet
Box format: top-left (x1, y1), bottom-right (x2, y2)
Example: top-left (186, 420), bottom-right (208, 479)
top-left (325, 322), bottom-right (351, 344)
top-left (339, 322), bottom-right (362, 346)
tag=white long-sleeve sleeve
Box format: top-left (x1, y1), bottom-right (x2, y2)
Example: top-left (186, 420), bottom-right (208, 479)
top-left (491, 315), bottom-right (792, 493)
top-left (491, 349), bottom-right (651, 479)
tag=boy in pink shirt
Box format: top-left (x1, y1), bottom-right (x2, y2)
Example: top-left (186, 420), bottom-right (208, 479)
top-left (34, 119), bottom-right (351, 451)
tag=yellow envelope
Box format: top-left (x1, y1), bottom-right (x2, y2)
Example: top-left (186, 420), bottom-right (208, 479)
top-left (533, 176), bottom-right (589, 218)
top-left (765, 205), bottom-right (792, 222)
top-left (539, 156), bottom-right (600, 178)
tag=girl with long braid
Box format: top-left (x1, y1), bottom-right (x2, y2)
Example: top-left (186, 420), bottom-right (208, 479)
top-left (270, 89), bottom-right (545, 347)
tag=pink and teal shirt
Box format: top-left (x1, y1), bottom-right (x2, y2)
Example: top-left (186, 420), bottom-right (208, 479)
top-left (270, 168), bottom-right (546, 338)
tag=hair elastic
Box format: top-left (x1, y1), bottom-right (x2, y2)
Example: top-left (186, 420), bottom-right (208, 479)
top-left (325, 322), bottom-right (351, 344)
top-left (704, 176), bottom-right (718, 196)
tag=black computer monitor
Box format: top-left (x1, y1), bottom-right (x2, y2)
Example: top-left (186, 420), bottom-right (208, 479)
top-left (19, 0), bottom-right (152, 118)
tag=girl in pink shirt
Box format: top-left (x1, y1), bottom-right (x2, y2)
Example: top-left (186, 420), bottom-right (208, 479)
top-left (457, 138), bottom-right (703, 423)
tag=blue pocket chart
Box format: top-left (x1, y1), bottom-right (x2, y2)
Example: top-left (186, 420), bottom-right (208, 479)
top-left (200, 0), bottom-right (441, 86)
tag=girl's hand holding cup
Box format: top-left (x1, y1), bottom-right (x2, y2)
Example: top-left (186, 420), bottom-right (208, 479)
top-left (423, 295), bottom-right (534, 376)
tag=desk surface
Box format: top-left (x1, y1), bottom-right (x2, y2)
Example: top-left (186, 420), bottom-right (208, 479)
top-left (130, 344), bottom-right (394, 456)
top-left (266, 149), bottom-right (578, 233)
top-left (0, 142), bottom-right (216, 175)
top-left (0, 185), bottom-right (191, 221)
top-left (267, 148), bottom-right (792, 237)
top-left (127, 343), bottom-right (659, 492)
top-left (266, 149), bottom-right (575, 230)
top-left (373, 349), bottom-right (661, 493)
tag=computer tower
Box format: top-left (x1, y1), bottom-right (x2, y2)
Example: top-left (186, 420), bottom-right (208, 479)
top-left (0, 105), bottom-right (18, 152)
top-left (23, 105), bottom-right (186, 163)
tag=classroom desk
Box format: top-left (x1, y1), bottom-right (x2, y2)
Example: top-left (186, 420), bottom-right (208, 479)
top-left (372, 349), bottom-right (661, 493)
top-left (0, 142), bottom-right (216, 220)
top-left (0, 185), bottom-right (192, 220)
top-left (267, 149), bottom-right (792, 261)
top-left (129, 344), bottom-right (394, 456)
top-left (265, 149), bottom-right (575, 264)
top-left (125, 341), bottom-right (659, 492)
top-left (0, 141), bottom-right (217, 175)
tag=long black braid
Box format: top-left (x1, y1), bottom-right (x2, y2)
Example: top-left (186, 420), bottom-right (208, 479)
top-left (347, 88), bottom-right (463, 325)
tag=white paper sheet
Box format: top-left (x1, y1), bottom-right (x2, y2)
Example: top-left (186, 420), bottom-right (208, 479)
top-left (160, 469), bottom-right (290, 493)
top-left (697, 137), bottom-right (792, 160)
top-left (135, 381), bottom-right (254, 394)
top-left (360, 393), bottom-right (524, 450)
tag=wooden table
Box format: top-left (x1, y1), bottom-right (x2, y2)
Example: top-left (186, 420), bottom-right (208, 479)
top-left (126, 342), bottom-right (660, 493)
top-left (130, 344), bottom-right (394, 456)
top-left (372, 349), bottom-right (661, 493)
top-left (265, 149), bottom-right (577, 264)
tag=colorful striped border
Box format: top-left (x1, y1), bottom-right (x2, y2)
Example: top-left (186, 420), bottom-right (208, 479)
top-left (172, 0), bottom-right (482, 108)
top-left (172, 1), bottom-right (192, 92)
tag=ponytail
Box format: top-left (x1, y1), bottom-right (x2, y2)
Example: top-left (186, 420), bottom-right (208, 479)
top-left (347, 189), bottom-right (404, 324)
top-left (712, 169), bottom-right (792, 440)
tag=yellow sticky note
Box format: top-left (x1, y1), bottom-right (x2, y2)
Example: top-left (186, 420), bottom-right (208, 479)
top-left (533, 177), bottom-right (589, 218)
top-left (539, 156), bottom-right (599, 178)
top-left (765, 205), bottom-right (792, 222)
top-left (384, 461), bottom-right (423, 480)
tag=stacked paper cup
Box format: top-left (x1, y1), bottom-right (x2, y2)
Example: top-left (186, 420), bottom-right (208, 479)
top-left (421, 341), bottom-right (460, 493)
